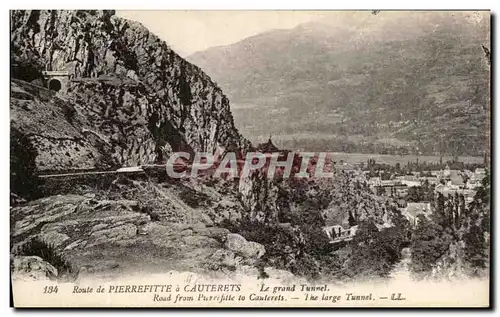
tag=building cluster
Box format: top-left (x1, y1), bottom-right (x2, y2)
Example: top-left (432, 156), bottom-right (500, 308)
top-left (363, 164), bottom-right (486, 203)
top-left (323, 162), bottom-right (487, 244)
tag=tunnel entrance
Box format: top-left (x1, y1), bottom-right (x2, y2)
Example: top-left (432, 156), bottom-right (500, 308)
top-left (42, 71), bottom-right (69, 94)
top-left (48, 79), bottom-right (62, 92)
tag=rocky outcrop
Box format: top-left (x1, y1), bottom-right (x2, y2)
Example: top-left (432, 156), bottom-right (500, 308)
top-left (204, 233), bottom-right (267, 272)
top-left (10, 80), bottom-right (103, 171)
top-left (11, 194), bottom-right (150, 249)
top-left (11, 10), bottom-right (249, 171)
top-left (11, 256), bottom-right (58, 281)
top-left (238, 175), bottom-right (280, 221)
top-left (224, 233), bottom-right (265, 260)
top-left (10, 179), bottom-right (272, 281)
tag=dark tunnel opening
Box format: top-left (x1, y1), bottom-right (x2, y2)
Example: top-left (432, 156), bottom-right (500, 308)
top-left (48, 79), bottom-right (62, 92)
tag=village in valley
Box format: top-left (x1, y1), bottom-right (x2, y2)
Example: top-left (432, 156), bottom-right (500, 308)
top-left (323, 155), bottom-right (488, 245)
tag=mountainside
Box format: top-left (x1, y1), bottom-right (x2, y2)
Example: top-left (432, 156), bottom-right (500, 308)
top-left (11, 10), bottom-right (249, 172)
top-left (10, 10), bottom-right (292, 283)
top-left (188, 11), bottom-right (490, 156)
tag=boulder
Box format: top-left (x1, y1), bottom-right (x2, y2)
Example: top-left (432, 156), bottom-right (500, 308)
top-left (224, 233), bottom-right (265, 259)
top-left (11, 194), bottom-right (85, 238)
top-left (193, 227), bottom-right (229, 243)
top-left (205, 249), bottom-right (242, 270)
top-left (39, 231), bottom-right (70, 248)
top-left (11, 256), bottom-right (58, 281)
top-left (88, 223), bottom-right (138, 247)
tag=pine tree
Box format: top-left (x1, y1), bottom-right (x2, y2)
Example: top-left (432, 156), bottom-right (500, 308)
top-left (410, 215), bottom-right (453, 278)
top-left (463, 224), bottom-right (486, 274)
top-left (347, 219), bottom-right (396, 278)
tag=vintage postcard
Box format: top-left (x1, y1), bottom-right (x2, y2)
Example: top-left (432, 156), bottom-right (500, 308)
top-left (10, 10), bottom-right (491, 307)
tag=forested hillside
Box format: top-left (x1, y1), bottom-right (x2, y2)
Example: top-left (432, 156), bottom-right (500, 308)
top-left (189, 11), bottom-right (490, 156)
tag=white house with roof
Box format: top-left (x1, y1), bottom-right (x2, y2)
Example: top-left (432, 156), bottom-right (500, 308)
top-left (323, 220), bottom-right (394, 244)
top-left (323, 225), bottom-right (359, 243)
top-left (448, 170), bottom-right (465, 188)
top-left (443, 165), bottom-right (451, 177)
top-left (475, 168), bottom-right (486, 175)
top-left (402, 202), bottom-right (431, 227)
top-left (368, 177), bottom-right (382, 186)
top-left (419, 176), bottom-right (439, 185)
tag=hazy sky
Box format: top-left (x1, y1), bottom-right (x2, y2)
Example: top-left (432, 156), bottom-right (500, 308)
top-left (116, 11), bottom-right (326, 56)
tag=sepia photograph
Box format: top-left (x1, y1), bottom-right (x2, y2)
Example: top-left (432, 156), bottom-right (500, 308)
top-left (9, 9), bottom-right (491, 308)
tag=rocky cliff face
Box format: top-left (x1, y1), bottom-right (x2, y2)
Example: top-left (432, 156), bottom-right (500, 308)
top-left (10, 10), bottom-right (290, 282)
top-left (11, 10), bottom-right (249, 171)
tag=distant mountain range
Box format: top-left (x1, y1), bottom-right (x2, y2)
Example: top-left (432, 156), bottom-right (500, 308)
top-left (188, 11), bottom-right (491, 157)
